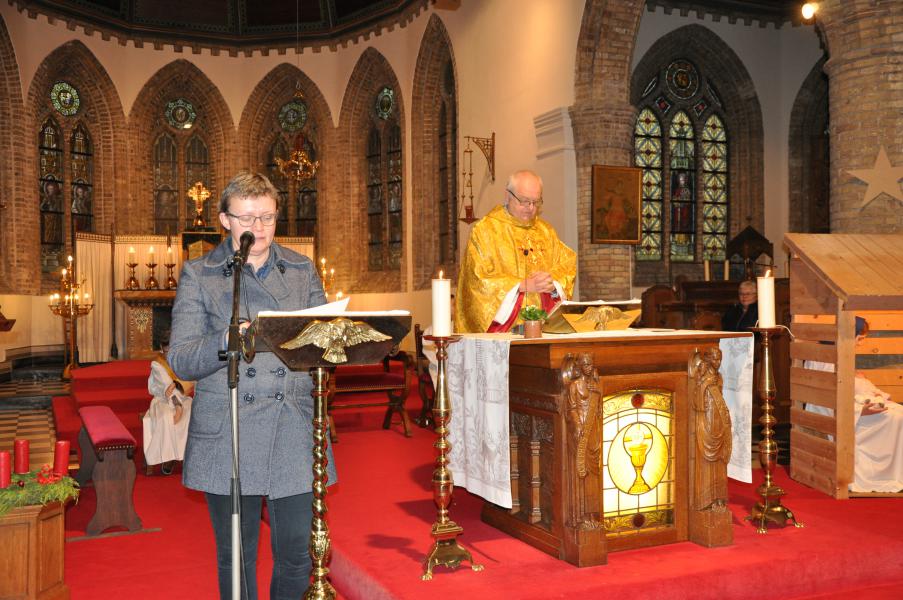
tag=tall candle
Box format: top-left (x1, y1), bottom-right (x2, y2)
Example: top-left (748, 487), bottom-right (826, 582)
top-left (128, 246), bottom-right (136, 264)
top-left (703, 260), bottom-right (711, 282)
top-left (432, 271), bottom-right (452, 337)
top-left (148, 246), bottom-right (155, 264)
top-left (757, 271), bottom-right (776, 328)
top-left (723, 259), bottom-right (730, 281)
top-left (167, 246), bottom-right (173, 262)
top-left (13, 439), bottom-right (29, 474)
top-left (53, 440), bottom-right (71, 476)
top-left (0, 450), bottom-right (10, 488)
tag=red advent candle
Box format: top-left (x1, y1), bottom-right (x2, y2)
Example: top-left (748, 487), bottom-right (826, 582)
top-left (53, 440), bottom-right (71, 476)
top-left (0, 450), bottom-right (10, 488)
top-left (13, 439), bottom-right (29, 474)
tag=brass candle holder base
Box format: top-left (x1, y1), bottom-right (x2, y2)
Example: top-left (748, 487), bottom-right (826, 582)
top-left (126, 262), bottom-right (139, 291)
top-left (305, 366), bottom-right (336, 600)
top-left (165, 263), bottom-right (177, 289)
top-left (422, 335), bottom-right (483, 581)
top-left (145, 262), bottom-right (159, 290)
top-left (745, 327), bottom-right (803, 534)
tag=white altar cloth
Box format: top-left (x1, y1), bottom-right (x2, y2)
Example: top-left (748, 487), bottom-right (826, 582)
top-left (443, 330), bottom-right (754, 508)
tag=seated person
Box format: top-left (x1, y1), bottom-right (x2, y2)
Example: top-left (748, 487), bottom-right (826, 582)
top-left (805, 317), bottom-right (903, 493)
top-left (721, 279), bottom-right (758, 331)
top-left (143, 355), bottom-right (193, 475)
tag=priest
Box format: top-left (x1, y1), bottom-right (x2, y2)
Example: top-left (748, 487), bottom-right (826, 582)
top-left (456, 170), bottom-right (576, 333)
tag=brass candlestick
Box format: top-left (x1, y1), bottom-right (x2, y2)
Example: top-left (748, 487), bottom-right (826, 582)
top-left (165, 262), bottom-right (177, 289)
top-left (305, 366), bottom-right (335, 600)
top-left (49, 265), bottom-right (93, 380)
top-left (126, 262), bottom-right (140, 290)
top-left (145, 261), bottom-right (159, 290)
top-left (746, 327), bottom-right (803, 533)
top-left (422, 334), bottom-right (483, 580)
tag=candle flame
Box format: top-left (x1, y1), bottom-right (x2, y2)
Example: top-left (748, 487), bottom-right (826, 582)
top-left (439, 270), bottom-right (444, 279)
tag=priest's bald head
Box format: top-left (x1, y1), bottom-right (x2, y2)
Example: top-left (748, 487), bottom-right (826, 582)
top-left (505, 170), bottom-right (544, 224)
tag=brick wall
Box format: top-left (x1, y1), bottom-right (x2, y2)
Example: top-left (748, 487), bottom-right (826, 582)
top-left (0, 14), bottom-right (26, 294)
top-left (788, 56), bottom-right (829, 234)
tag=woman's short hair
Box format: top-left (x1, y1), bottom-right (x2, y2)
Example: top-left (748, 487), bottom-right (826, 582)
top-left (219, 171), bottom-right (280, 213)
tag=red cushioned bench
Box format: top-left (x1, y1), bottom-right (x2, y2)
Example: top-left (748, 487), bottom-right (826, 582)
top-left (74, 405), bottom-right (143, 536)
top-left (328, 355), bottom-right (411, 442)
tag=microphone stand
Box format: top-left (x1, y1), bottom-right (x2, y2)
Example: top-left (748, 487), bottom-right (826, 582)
top-left (219, 250), bottom-right (247, 600)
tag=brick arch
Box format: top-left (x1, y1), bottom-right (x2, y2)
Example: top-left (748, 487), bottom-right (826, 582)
top-left (570, 0), bottom-right (645, 299)
top-left (411, 13), bottom-right (457, 290)
top-left (336, 47), bottom-right (406, 293)
top-left (237, 63), bottom-right (334, 247)
top-left (25, 39), bottom-right (127, 293)
top-left (630, 24), bottom-right (765, 285)
top-left (0, 13), bottom-right (26, 293)
top-left (128, 59), bottom-right (235, 234)
top-left (788, 56), bottom-right (829, 234)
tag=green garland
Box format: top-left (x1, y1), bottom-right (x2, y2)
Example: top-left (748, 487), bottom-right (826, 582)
top-left (0, 466), bottom-right (79, 517)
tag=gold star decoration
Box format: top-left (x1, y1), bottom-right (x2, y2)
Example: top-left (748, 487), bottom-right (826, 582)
top-left (846, 146), bottom-right (903, 209)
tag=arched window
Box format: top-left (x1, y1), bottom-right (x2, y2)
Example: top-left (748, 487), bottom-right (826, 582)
top-left (266, 136), bottom-right (290, 235)
top-left (633, 59), bottom-right (729, 265)
top-left (69, 123), bottom-right (93, 233)
top-left (153, 134), bottom-right (179, 235)
top-left (366, 86), bottom-right (403, 272)
top-left (39, 118), bottom-right (64, 265)
top-left (184, 134), bottom-right (210, 230)
top-left (437, 61), bottom-right (458, 266)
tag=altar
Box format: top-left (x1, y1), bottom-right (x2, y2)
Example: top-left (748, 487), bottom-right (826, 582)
top-left (445, 329), bottom-right (753, 567)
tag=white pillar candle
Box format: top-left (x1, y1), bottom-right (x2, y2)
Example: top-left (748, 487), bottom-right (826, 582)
top-left (757, 271), bottom-right (776, 328)
top-left (431, 271), bottom-right (452, 337)
top-left (148, 246), bottom-right (155, 264)
top-left (703, 260), bottom-right (710, 281)
top-left (723, 259), bottom-right (730, 281)
top-left (128, 246), bottom-right (136, 264)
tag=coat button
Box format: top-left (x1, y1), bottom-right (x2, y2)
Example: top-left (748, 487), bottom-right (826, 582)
top-left (246, 367), bottom-right (256, 378)
top-left (274, 392), bottom-right (285, 401)
top-left (243, 393), bottom-right (255, 403)
top-left (274, 367), bottom-right (286, 377)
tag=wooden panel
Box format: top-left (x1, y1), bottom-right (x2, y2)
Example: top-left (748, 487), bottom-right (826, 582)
top-left (791, 428), bottom-right (836, 461)
top-left (790, 406), bottom-right (835, 436)
top-left (790, 382), bottom-right (835, 409)
top-left (790, 366), bottom-right (835, 390)
top-left (790, 258), bottom-right (837, 315)
top-left (790, 446), bottom-right (837, 497)
top-left (855, 337), bottom-right (903, 355)
top-left (790, 341), bottom-right (836, 363)
top-left (793, 314), bottom-right (835, 325)
top-left (790, 322), bottom-right (835, 342)
top-left (856, 311), bottom-right (903, 331)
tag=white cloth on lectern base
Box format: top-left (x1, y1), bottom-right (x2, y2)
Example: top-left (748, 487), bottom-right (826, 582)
top-left (804, 360), bottom-right (903, 493)
top-left (143, 361), bottom-right (192, 465)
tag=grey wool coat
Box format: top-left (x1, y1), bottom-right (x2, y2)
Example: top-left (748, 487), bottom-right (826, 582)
top-left (168, 238), bottom-right (337, 498)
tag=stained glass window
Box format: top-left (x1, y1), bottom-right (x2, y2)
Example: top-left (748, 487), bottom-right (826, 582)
top-left (701, 114), bottom-right (728, 260)
top-left (165, 99), bottom-right (196, 130)
top-left (634, 108), bottom-right (662, 261)
top-left (184, 135), bottom-right (210, 230)
top-left (153, 134), bottom-right (179, 235)
top-left (279, 100), bottom-right (307, 132)
top-left (632, 58), bottom-right (729, 271)
top-left (39, 118), bottom-right (64, 269)
top-left (365, 86), bottom-right (403, 272)
top-left (296, 137), bottom-right (318, 239)
top-left (267, 137), bottom-right (290, 236)
top-left (437, 60), bottom-right (458, 267)
top-left (50, 82), bottom-right (80, 116)
top-left (69, 124), bottom-right (93, 233)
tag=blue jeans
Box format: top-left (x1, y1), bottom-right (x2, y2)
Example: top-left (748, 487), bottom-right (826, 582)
top-left (206, 492), bottom-right (313, 600)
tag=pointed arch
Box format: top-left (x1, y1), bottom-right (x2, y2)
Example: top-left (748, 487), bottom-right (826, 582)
top-left (788, 56), bottom-right (829, 234)
top-left (238, 63), bottom-right (334, 248)
top-left (411, 13), bottom-right (458, 290)
top-left (630, 24), bottom-right (764, 286)
top-left (128, 59), bottom-right (235, 234)
top-left (25, 39), bottom-right (125, 290)
top-left (337, 47), bottom-right (406, 293)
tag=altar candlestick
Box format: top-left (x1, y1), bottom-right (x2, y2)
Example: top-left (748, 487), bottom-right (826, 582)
top-left (13, 439), bottom-right (29, 474)
top-left (757, 270), bottom-right (776, 328)
top-left (724, 259), bottom-right (730, 281)
top-left (148, 246), bottom-right (155, 264)
top-left (0, 451), bottom-right (10, 488)
top-left (432, 271), bottom-right (452, 337)
top-left (167, 246), bottom-right (173, 259)
top-left (53, 440), bottom-right (71, 476)
top-left (704, 260), bottom-right (711, 281)
top-left (128, 246), bottom-right (136, 264)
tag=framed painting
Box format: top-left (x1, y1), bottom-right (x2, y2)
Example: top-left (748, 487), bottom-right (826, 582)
top-left (591, 165), bottom-right (642, 244)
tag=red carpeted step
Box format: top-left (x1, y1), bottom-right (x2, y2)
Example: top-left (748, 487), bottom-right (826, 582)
top-left (71, 360), bottom-right (151, 394)
top-left (73, 388), bottom-right (152, 413)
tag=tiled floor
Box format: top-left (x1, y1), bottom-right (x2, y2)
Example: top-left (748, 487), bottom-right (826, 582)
top-left (0, 377), bottom-right (68, 471)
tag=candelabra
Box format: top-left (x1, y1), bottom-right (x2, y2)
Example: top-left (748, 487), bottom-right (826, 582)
top-left (746, 327), bottom-right (803, 533)
top-left (319, 257), bottom-right (336, 297)
top-left (49, 258), bottom-right (94, 380)
top-left (165, 261), bottom-right (177, 289)
top-left (422, 334), bottom-right (483, 580)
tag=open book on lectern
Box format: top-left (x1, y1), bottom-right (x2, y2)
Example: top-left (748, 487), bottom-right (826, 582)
top-left (543, 298), bottom-right (642, 334)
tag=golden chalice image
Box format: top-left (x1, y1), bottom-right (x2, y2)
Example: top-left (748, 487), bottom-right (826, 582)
top-left (623, 422), bottom-right (654, 494)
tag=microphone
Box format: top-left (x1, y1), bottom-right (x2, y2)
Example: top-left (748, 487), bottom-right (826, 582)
top-left (237, 231), bottom-right (255, 264)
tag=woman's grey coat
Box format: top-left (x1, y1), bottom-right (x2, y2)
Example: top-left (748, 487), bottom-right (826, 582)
top-left (168, 239), bottom-right (336, 498)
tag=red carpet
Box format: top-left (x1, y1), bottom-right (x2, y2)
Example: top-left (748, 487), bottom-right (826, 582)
top-left (63, 383), bottom-right (903, 599)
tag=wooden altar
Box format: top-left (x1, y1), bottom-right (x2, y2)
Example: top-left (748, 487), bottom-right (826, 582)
top-left (113, 290), bottom-right (176, 359)
top-left (480, 331), bottom-right (749, 567)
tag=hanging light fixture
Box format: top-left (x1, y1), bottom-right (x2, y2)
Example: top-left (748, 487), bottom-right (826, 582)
top-left (276, 0), bottom-right (319, 182)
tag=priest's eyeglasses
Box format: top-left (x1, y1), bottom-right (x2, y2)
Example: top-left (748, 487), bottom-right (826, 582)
top-left (507, 189), bottom-right (543, 209)
top-left (226, 212), bottom-right (278, 227)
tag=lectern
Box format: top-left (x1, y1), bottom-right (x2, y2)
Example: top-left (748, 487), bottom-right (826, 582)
top-left (248, 312), bottom-right (411, 599)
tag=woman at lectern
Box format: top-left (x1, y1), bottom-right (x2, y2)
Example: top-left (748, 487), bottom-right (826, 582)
top-left (168, 171), bottom-right (331, 600)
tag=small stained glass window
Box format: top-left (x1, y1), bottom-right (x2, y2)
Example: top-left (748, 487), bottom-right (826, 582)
top-left (165, 99), bottom-right (196, 130)
top-left (70, 124), bottom-right (93, 233)
top-left (50, 82), bottom-right (80, 116)
top-left (153, 134), bottom-right (179, 235)
top-left (701, 114), bottom-right (728, 260)
top-left (279, 100), bottom-right (308, 132)
top-left (375, 87), bottom-right (394, 120)
top-left (39, 118), bottom-right (64, 270)
top-left (665, 59), bottom-right (699, 100)
top-left (634, 108), bottom-right (662, 261)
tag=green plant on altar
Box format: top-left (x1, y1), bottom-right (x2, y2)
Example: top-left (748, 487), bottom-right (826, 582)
top-left (519, 305), bottom-right (548, 322)
top-left (0, 465), bottom-right (79, 517)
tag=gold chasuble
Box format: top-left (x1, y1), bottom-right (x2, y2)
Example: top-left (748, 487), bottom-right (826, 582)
top-left (456, 205), bottom-right (576, 333)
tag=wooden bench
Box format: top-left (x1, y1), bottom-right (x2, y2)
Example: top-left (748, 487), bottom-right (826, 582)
top-left (74, 406), bottom-right (143, 535)
top-left (328, 354), bottom-right (411, 442)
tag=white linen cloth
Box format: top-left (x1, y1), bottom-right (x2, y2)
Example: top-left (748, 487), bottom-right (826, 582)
top-left (143, 361), bottom-right (192, 465)
top-left (444, 331), bottom-right (754, 508)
